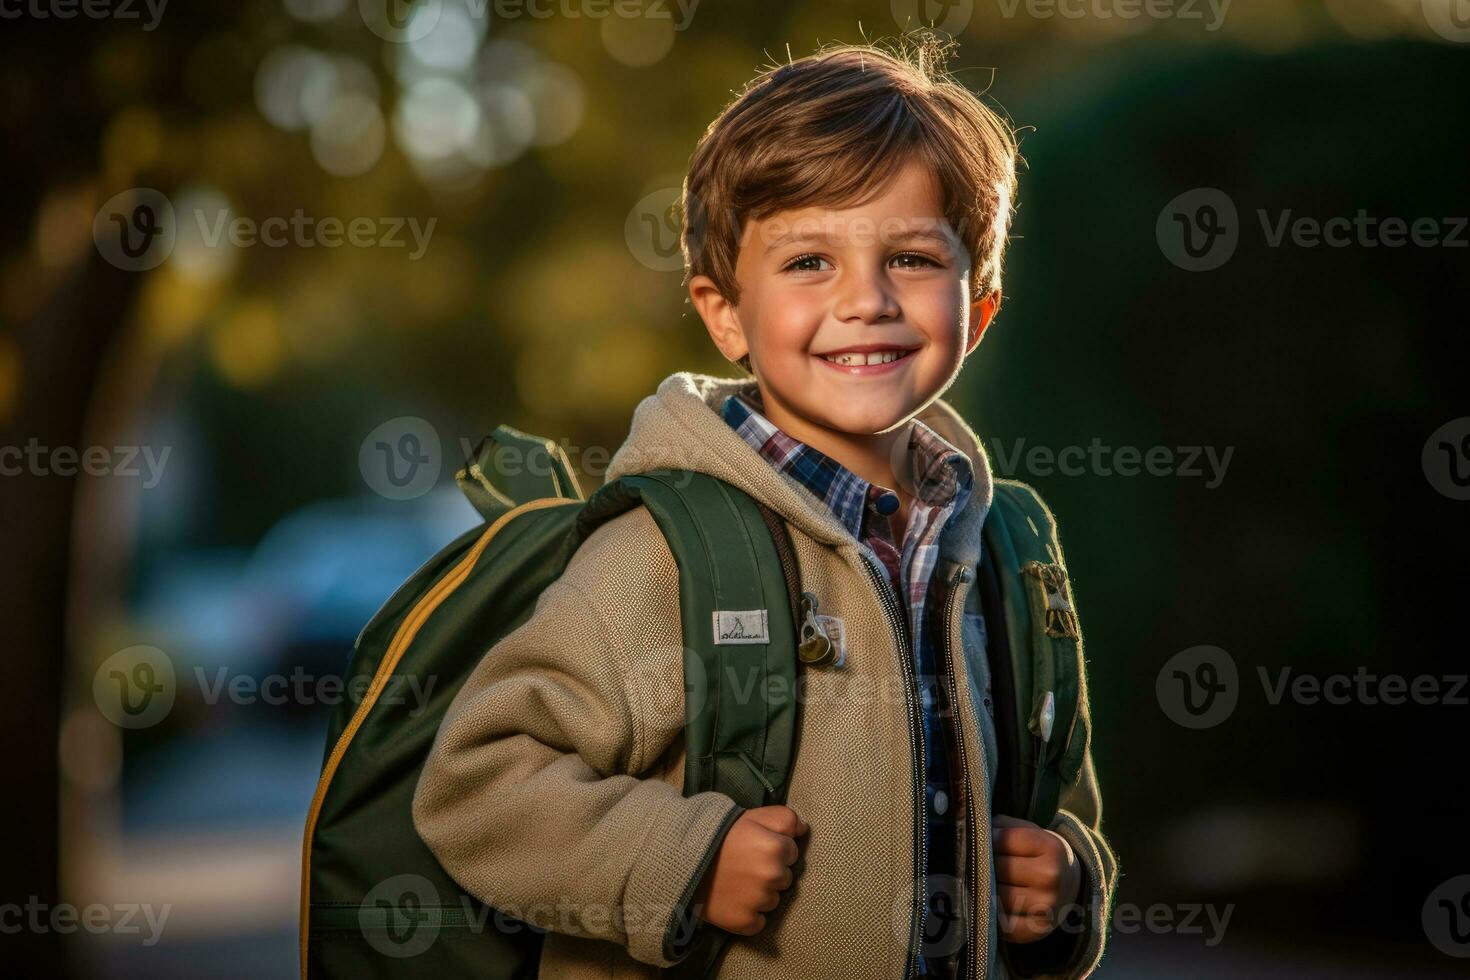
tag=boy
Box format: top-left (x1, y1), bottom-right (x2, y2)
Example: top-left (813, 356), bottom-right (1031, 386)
top-left (413, 38), bottom-right (1117, 979)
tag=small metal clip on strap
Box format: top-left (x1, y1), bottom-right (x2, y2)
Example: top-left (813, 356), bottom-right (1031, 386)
top-left (797, 591), bottom-right (836, 666)
top-left (1022, 561), bottom-right (1080, 639)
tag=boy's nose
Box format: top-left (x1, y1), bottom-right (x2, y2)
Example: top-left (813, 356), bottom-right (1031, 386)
top-left (833, 269), bottom-right (900, 323)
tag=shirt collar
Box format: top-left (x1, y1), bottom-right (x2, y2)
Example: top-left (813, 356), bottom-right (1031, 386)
top-left (720, 387), bottom-right (974, 541)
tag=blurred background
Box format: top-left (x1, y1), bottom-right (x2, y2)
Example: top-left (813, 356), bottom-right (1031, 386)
top-left (3, 0), bottom-right (1468, 976)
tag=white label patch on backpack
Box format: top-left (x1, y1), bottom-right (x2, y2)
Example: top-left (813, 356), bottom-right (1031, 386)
top-left (712, 609), bottom-right (769, 644)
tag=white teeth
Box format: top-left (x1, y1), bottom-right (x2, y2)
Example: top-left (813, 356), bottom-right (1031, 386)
top-left (822, 349), bottom-right (911, 366)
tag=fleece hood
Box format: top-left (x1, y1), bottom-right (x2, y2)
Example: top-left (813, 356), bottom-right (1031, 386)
top-left (603, 371), bottom-right (996, 568)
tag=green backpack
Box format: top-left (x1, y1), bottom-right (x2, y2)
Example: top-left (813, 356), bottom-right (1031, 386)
top-left (300, 424), bottom-right (1091, 978)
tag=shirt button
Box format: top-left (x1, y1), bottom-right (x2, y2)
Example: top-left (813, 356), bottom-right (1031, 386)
top-left (875, 490), bottom-right (900, 515)
top-left (933, 790), bottom-right (949, 816)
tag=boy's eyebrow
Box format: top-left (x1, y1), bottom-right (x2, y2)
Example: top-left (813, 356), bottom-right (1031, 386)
top-left (761, 225), bottom-right (957, 253)
top-left (888, 227), bottom-right (957, 248)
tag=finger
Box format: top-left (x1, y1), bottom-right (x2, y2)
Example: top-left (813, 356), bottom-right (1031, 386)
top-left (754, 889), bottom-right (782, 913)
top-left (746, 805), bottom-right (807, 838)
top-left (992, 814), bottom-right (1039, 830)
top-left (995, 856), bottom-right (1047, 888)
top-left (992, 826), bottom-right (1049, 857)
top-left (998, 884), bottom-right (1055, 917)
top-left (997, 909), bottom-right (1054, 944)
top-left (732, 912), bottom-right (767, 937)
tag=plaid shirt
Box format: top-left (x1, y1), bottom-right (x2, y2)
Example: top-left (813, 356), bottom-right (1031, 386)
top-left (721, 388), bottom-right (978, 977)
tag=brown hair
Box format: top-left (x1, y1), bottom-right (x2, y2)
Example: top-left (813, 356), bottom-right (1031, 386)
top-left (680, 34), bottom-right (1020, 374)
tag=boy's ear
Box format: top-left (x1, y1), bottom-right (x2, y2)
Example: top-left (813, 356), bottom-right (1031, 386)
top-left (965, 288), bottom-right (1002, 356)
top-left (688, 273), bottom-right (749, 364)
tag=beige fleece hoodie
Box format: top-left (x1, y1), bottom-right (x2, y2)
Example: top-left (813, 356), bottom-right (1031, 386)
top-left (412, 371), bottom-right (1117, 979)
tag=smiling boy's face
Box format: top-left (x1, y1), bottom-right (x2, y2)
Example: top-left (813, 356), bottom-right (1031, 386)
top-left (691, 156), bottom-right (999, 442)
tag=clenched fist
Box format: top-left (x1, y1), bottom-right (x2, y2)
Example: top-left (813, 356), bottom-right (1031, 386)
top-left (992, 814), bottom-right (1082, 943)
top-left (692, 805), bottom-right (807, 936)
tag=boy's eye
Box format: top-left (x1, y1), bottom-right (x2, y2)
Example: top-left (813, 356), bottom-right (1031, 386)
top-left (892, 251), bottom-right (942, 269)
top-left (783, 253), bottom-right (831, 273)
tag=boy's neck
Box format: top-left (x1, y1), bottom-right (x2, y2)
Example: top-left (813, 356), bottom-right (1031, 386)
top-left (751, 377), bottom-right (916, 523)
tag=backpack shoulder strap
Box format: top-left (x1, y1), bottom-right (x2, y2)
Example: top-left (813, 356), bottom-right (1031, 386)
top-left (577, 469), bottom-right (800, 977)
top-left (578, 469), bottom-right (800, 807)
top-left (981, 480), bottom-right (1091, 828)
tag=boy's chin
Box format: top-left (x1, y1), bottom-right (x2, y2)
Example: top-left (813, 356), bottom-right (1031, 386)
top-left (814, 404), bottom-right (918, 438)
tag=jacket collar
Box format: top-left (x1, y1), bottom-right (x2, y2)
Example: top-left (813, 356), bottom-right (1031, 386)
top-left (604, 371), bottom-right (995, 568)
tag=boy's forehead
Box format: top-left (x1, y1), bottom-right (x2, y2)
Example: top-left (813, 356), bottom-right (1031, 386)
top-left (740, 211), bottom-right (960, 254)
top-left (739, 158), bottom-right (956, 251)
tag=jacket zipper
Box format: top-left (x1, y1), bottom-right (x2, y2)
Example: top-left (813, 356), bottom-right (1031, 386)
top-left (859, 550), bottom-right (926, 980)
top-left (940, 563), bottom-right (985, 980)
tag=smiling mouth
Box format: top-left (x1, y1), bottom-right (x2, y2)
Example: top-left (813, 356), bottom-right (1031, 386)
top-left (816, 348), bottom-right (917, 367)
